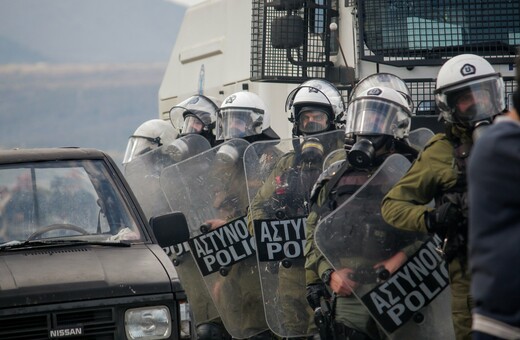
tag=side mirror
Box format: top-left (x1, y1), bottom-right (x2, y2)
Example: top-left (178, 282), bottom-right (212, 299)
top-left (150, 212), bottom-right (190, 248)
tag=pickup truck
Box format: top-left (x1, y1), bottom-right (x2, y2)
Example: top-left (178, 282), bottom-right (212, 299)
top-left (0, 147), bottom-right (189, 340)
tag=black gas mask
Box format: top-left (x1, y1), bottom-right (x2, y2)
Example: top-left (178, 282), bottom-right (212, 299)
top-left (347, 135), bottom-right (389, 169)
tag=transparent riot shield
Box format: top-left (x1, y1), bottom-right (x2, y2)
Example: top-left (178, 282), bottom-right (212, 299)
top-left (315, 154), bottom-right (455, 339)
top-left (323, 148), bottom-right (346, 170)
top-left (161, 139), bottom-right (268, 339)
top-left (245, 130), bottom-right (345, 338)
top-left (408, 128), bottom-right (434, 151)
top-left (123, 134), bottom-right (211, 220)
top-left (124, 134), bottom-right (217, 327)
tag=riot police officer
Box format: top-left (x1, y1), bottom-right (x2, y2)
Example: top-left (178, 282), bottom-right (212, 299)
top-left (246, 79), bottom-right (346, 339)
top-left (304, 86), bottom-right (419, 340)
top-left (381, 54), bottom-right (506, 340)
top-left (208, 90), bottom-right (281, 229)
top-left (194, 91), bottom-right (281, 340)
top-left (249, 78), bottom-right (346, 223)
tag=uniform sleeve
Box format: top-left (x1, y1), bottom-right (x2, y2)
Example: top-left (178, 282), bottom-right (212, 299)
top-left (304, 189), bottom-right (333, 285)
top-left (381, 134), bottom-right (458, 233)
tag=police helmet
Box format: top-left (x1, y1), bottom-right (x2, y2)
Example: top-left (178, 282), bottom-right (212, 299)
top-left (123, 119), bottom-right (178, 164)
top-left (169, 95), bottom-right (221, 135)
top-left (435, 54), bottom-right (505, 127)
top-left (345, 86), bottom-right (412, 140)
top-left (285, 79), bottom-right (346, 136)
top-left (349, 73), bottom-right (414, 112)
top-left (216, 91), bottom-right (277, 140)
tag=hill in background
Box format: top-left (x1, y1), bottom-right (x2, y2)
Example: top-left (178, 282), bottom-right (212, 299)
top-left (0, 63), bottom-right (167, 165)
top-left (0, 0), bottom-right (187, 166)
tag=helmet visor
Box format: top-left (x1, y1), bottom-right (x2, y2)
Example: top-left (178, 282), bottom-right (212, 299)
top-left (169, 106), bottom-right (185, 130)
top-left (298, 108), bottom-right (330, 134)
top-left (169, 96), bottom-right (217, 130)
top-left (181, 114), bottom-right (205, 134)
top-left (345, 98), bottom-right (411, 138)
top-left (436, 77), bottom-right (505, 124)
top-left (216, 108), bottom-right (263, 140)
top-left (123, 136), bottom-right (158, 164)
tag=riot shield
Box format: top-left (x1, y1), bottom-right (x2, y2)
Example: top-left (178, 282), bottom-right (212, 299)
top-left (123, 134), bottom-right (211, 220)
top-left (161, 139), bottom-right (268, 339)
top-left (408, 127), bottom-right (434, 151)
top-left (315, 154), bottom-right (455, 339)
top-left (245, 130), bottom-right (345, 337)
top-left (124, 134), bottom-right (217, 327)
top-left (323, 148), bottom-right (346, 170)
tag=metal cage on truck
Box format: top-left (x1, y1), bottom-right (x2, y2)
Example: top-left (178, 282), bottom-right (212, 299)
top-left (250, 0), bottom-right (519, 116)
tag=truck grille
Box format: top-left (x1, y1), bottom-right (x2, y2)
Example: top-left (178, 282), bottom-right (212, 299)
top-left (0, 307), bottom-right (116, 340)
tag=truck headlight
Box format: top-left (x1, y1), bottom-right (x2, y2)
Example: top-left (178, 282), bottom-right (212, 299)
top-left (125, 306), bottom-right (172, 339)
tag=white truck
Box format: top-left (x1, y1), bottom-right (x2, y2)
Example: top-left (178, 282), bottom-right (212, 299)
top-left (159, 0), bottom-right (518, 136)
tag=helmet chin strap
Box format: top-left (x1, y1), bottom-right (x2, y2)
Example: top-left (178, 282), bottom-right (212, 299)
top-left (133, 135), bottom-right (163, 147)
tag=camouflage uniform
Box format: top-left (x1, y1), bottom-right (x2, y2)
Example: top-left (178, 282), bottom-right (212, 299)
top-left (381, 130), bottom-right (473, 340)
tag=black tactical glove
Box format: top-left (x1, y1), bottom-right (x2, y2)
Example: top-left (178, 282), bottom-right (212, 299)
top-left (425, 201), bottom-right (462, 237)
top-left (306, 283), bottom-right (331, 310)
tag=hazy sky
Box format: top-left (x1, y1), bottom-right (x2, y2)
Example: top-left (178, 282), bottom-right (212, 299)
top-left (166, 0), bottom-right (206, 7)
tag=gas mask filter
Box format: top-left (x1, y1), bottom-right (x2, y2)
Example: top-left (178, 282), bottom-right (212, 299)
top-left (300, 137), bottom-right (324, 165)
top-left (167, 138), bottom-right (190, 162)
top-left (347, 135), bottom-right (390, 169)
top-left (215, 144), bottom-right (240, 166)
top-left (347, 138), bottom-right (375, 169)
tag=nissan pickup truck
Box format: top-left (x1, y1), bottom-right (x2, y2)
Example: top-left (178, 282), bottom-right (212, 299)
top-left (0, 147), bottom-right (189, 340)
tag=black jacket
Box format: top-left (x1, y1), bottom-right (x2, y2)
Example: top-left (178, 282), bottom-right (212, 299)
top-left (468, 116), bottom-right (520, 327)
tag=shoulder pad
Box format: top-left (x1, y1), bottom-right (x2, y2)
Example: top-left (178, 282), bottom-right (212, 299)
top-left (321, 160), bottom-right (346, 181)
top-left (309, 160), bottom-right (346, 202)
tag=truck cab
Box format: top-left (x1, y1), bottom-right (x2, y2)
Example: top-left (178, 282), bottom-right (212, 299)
top-left (0, 148), bottom-right (189, 339)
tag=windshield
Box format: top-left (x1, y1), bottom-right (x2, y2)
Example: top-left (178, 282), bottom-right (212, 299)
top-left (0, 160), bottom-right (142, 245)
